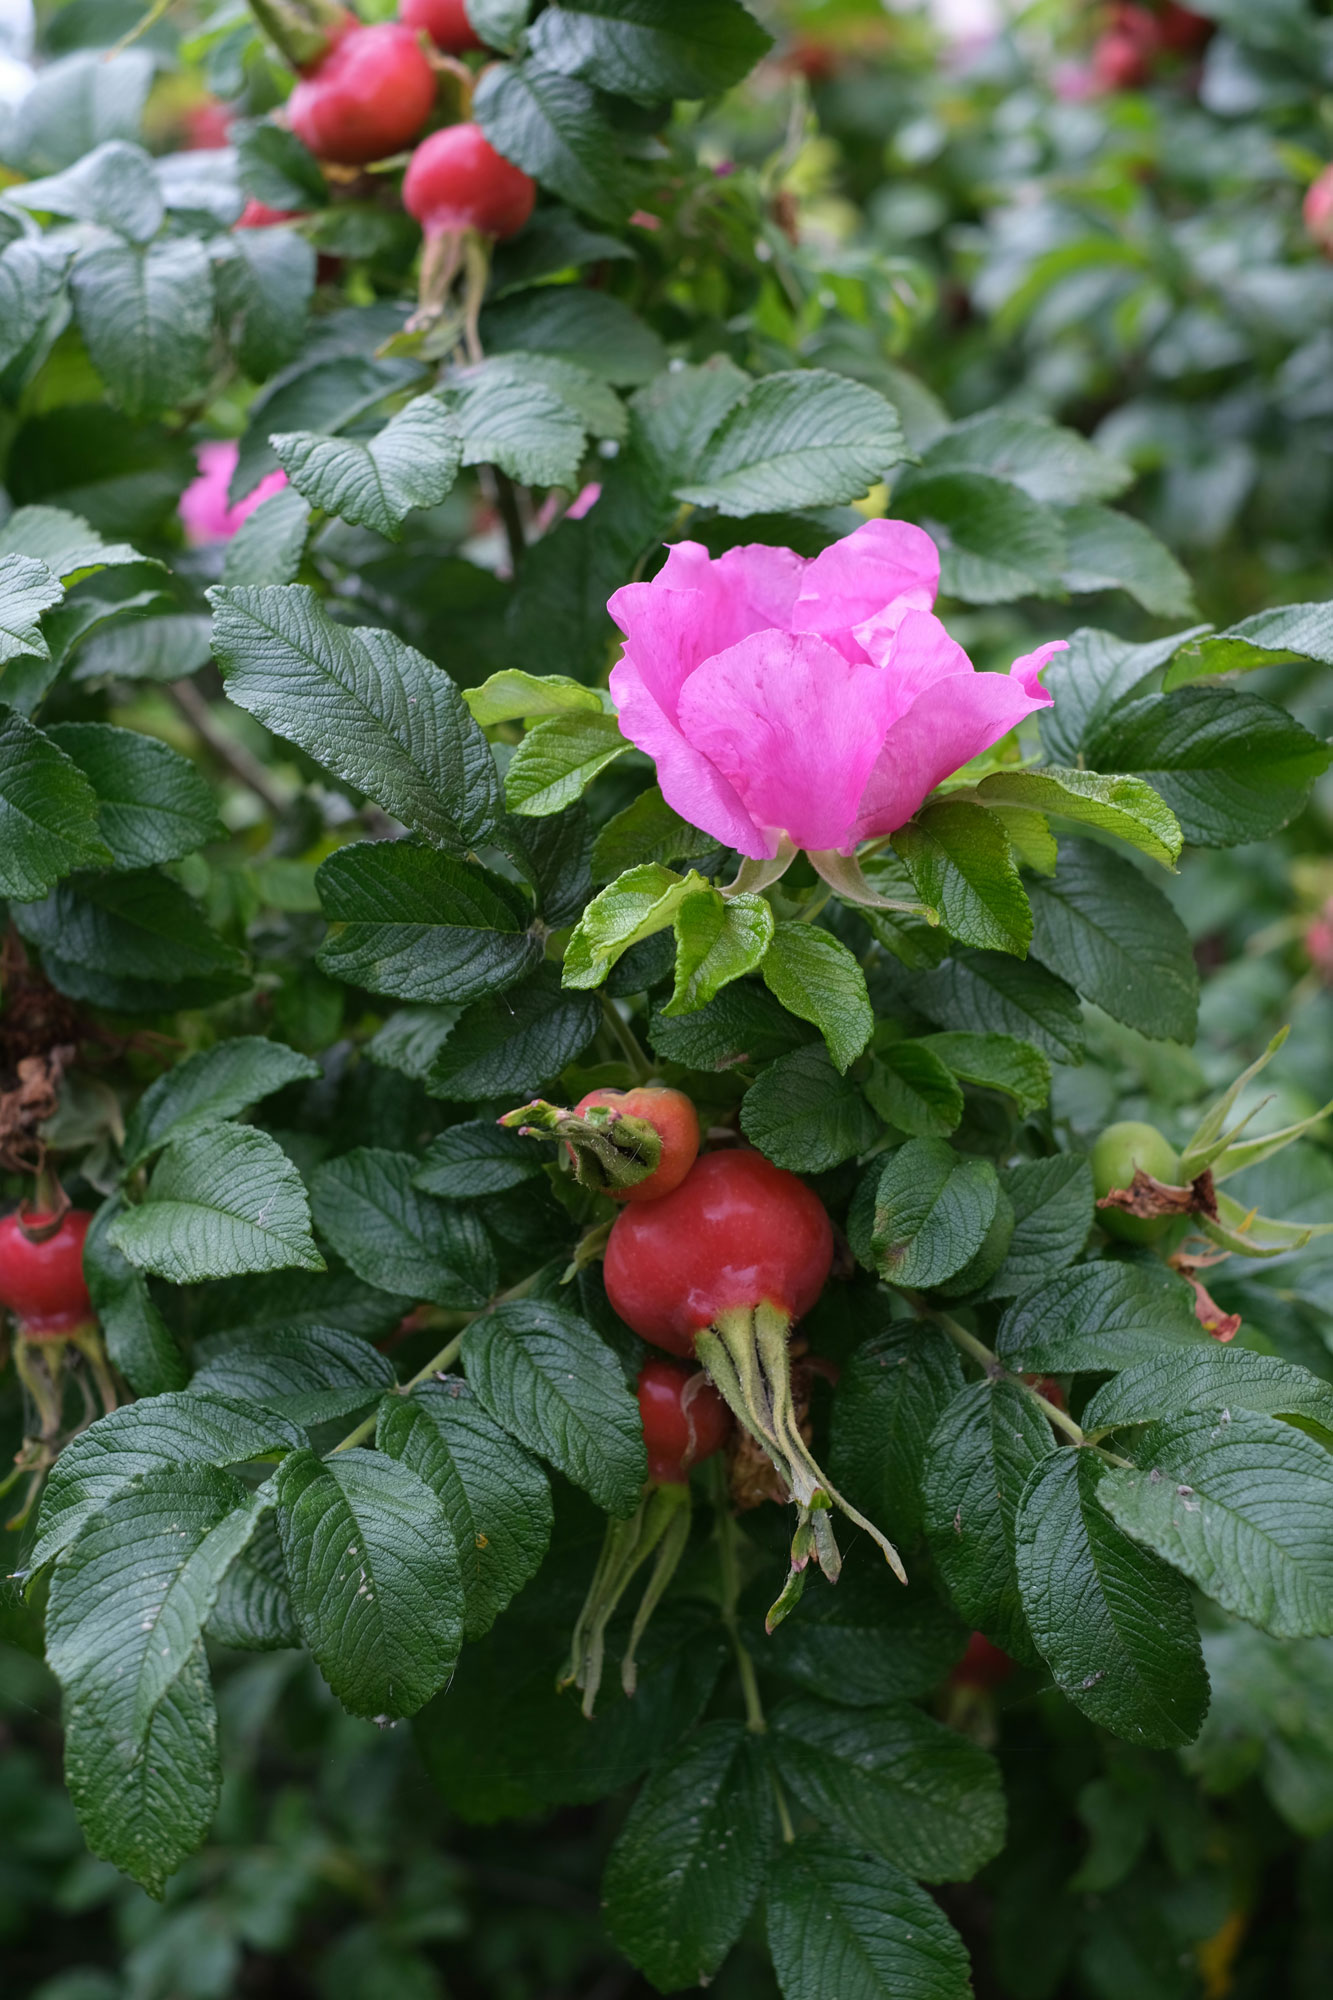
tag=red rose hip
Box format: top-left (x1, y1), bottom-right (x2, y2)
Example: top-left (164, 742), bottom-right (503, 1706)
top-left (402, 123), bottom-right (536, 239)
top-left (400, 0), bottom-right (483, 52)
top-left (637, 1359), bottom-right (730, 1485)
top-left (288, 22), bottom-right (436, 166)
top-left (573, 1086), bottom-right (699, 1204)
top-left (0, 1208), bottom-right (93, 1336)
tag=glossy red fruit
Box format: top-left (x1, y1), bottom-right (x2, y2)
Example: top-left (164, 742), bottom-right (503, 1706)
top-left (573, 1086), bottom-right (700, 1204)
top-left (400, 0), bottom-right (483, 52)
top-left (402, 123), bottom-right (536, 239)
top-left (950, 1632), bottom-right (1015, 1692)
top-left (604, 1150), bottom-right (833, 1359)
top-left (236, 198), bottom-right (301, 228)
top-left (0, 1210), bottom-right (94, 1336)
top-left (288, 22), bottom-right (436, 167)
top-left (637, 1359), bottom-right (731, 1484)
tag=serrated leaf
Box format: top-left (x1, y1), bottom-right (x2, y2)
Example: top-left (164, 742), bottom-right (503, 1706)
top-left (1164, 600), bottom-right (1333, 685)
top-left (766, 1840), bottom-right (972, 2000)
top-left (563, 862), bottom-right (700, 989)
top-left (0, 704), bottom-right (110, 896)
top-left (315, 841), bottom-right (540, 1006)
top-left (985, 1155), bottom-right (1093, 1297)
top-left (1100, 1411), bottom-right (1333, 1639)
top-left (10, 138), bottom-right (163, 242)
top-left (528, 0), bottom-right (772, 102)
top-left (6, 48), bottom-right (153, 177)
top-left (378, 1379), bottom-right (553, 1639)
top-left (1060, 502), bottom-right (1197, 619)
top-left (221, 483), bottom-right (312, 588)
top-left (922, 1378), bottom-right (1054, 1664)
top-left (666, 887), bottom-right (773, 1015)
top-left (234, 118), bottom-right (328, 210)
top-left (762, 1560), bottom-right (965, 1705)
top-left (474, 58), bottom-right (628, 225)
top-left (82, 1196), bottom-right (186, 1398)
top-left (12, 868), bottom-right (249, 1012)
top-left (975, 765), bottom-right (1182, 869)
top-left (648, 979), bottom-right (814, 1072)
top-left (0, 236), bottom-right (70, 375)
top-left (603, 1722), bottom-right (774, 1991)
top-left (1027, 837), bottom-right (1198, 1043)
top-left (771, 1696), bottom-right (1005, 1882)
top-left (0, 552), bottom-right (63, 665)
top-left (590, 786), bottom-right (715, 881)
top-left (894, 470), bottom-right (1065, 603)
top-left (740, 1041), bottom-right (881, 1174)
top-left (108, 1125), bottom-right (322, 1283)
top-left (413, 1120), bottom-right (542, 1199)
top-left (123, 1037), bottom-right (319, 1168)
top-left (761, 921), bottom-right (872, 1072)
top-left (191, 1323), bottom-right (395, 1429)
top-left (996, 1261), bottom-right (1205, 1373)
top-left (233, 351), bottom-right (424, 501)
top-left (1083, 688), bottom-right (1331, 848)
top-left (1040, 623), bottom-right (1208, 765)
top-left (47, 1468), bottom-right (266, 1896)
top-left (864, 1043), bottom-right (964, 1138)
top-left (463, 1299), bottom-right (646, 1514)
top-left (918, 1030), bottom-right (1052, 1118)
top-left (675, 369), bottom-right (906, 515)
top-left (921, 411), bottom-right (1131, 504)
top-left (1015, 1449), bottom-right (1209, 1747)
top-left (207, 585), bottom-right (499, 853)
top-left (428, 963), bottom-right (600, 1099)
top-left (1084, 1348), bottom-right (1333, 1439)
top-left (367, 1005), bottom-right (461, 1082)
top-left (276, 1446), bottom-right (464, 1719)
top-left (464, 668), bottom-right (606, 728)
top-left (910, 948), bottom-right (1085, 1063)
top-left (272, 398), bottom-right (462, 538)
top-left (217, 224), bottom-right (316, 380)
top-left (45, 722), bottom-right (221, 870)
top-left (206, 1509), bottom-right (299, 1652)
top-left (865, 1138), bottom-right (1000, 1289)
top-left (830, 1322), bottom-right (964, 1550)
top-left (311, 1149), bottom-right (496, 1309)
top-left (893, 799), bottom-right (1031, 956)
top-left (482, 284), bottom-right (665, 385)
top-left (505, 710), bottom-right (629, 818)
top-left (71, 237), bottom-right (214, 420)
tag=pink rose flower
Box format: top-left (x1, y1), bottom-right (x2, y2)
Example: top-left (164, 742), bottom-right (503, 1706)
top-left (179, 440), bottom-right (288, 546)
top-left (607, 519), bottom-right (1065, 862)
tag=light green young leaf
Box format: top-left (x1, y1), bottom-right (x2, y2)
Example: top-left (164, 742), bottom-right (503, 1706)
top-left (108, 1124), bottom-right (324, 1283)
top-left (761, 921), bottom-right (873, 1072)
top-left (974, 766), bottom-right (1181, 868)
top-left (917, 1030), bottom-right (1052, 1118)
top-left (504, 710), bottom-right (630, 816)
top-left (563, 862), bottom-right (700, 989)
top-left (665, 888), bottom-right (773, 1015)
top-left (464, 668), bottom-right (607, 727)
top-left (893, 799), bottom-right (1032, 956)
top-left (272, 397), bottom-right (463, 538)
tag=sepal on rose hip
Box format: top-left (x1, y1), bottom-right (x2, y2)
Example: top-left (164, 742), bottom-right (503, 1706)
top-left (498, 1098), bottom-right (662, 1195)
top-left (561, 1481), bottom-right (691, 1717)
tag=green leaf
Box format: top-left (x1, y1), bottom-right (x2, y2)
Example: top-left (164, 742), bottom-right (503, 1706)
top-left (29, 1391), bottom-right (301, 1574)
top-left (675, 369), bottom-right (906, 516)
top-left (563, 862), bottom-right (700, 989)
top-left (11, 869), bottom-right (249, 1011)
top-left (208, 585), bottom-right (499, 853)
top-left (0, 704), bottom-right (110, 896)
top-left (740, 1041), bottom-right (881, 1174)
top-left (830, 1322), bottom-right (964, 1551)
top-left (1060, 502), bottom-right (1197, 619)
top-left (1015, 1450), bottom-right (1209, 1747)
top-left (920, 411), bottom-right (1131, 504)
top-left (603, 1722), bottom-right (774, 1991)
top-left (0, 237), bottom-right (71, 375)
top-left (917, 1029), bottom-right (1051, 1117)
top-left (9, 138), bottom-right (163, 243)
top-left (482, 285), bottom-right (665, 386)
top-left (465, 669), bottom-right (606, 729)
top-left (315, 842), bottom-right (540, 1006)
top-left (367, 1006), bottom-right (460, 1081)
top-left (206, 1511), bottom-right (300, 1652)
top-left (495, 799), bottom-right (593, 928)
top-left (974, 766), bottom-right (1182, 869)
top-left (378, 1379), bottom-right (553, 1639)
top-left (6, 48), bottom-right (154, 176)
top-left (191, 1324), bottom-right (395, 1429)
top-left (762, 921), bottom-right (873, 1073)
top-left (985, 1155), bottom-right (1094, 1298)
top-left (413, 1121), bottom-right (544, 1199)
top-left (1099, 1411), bottom-right (1333, 1639)
top-left (528, 0), bottom-right (772, 102)
top-left (429, 962), bottom-right (599, 1098)
top-left (108, 1125), bottom-right (323, 1283)
top-left (894, 470), bottom-right (1065, 603)
top-left (463, 1300), bottom-right (647, 1514)
top-left (590, 786), bottom-right (716, 881)
top-left (466, 0), bottom-right (529, 49)
top-left (766, 1840), bottom-right (971, 2000)
top-left (909, 947), bottom-right (1085, 1062)
top-left (771, 1696), bottom-right (1005, 1882)
top-left (863, 1042), bottom-right (964, 1138)
top-left (922, 1379), bottom-right (1055, 1664)
top-left (1040, 623), bottom-right (1208, 766)
top-left (649, 979), bottom-right (814, 1072)
top-left (665, 887), bottom-right (773, 1015)
top-left (272, 398), bottom-right (462, 538)
top-left (311, 1149), bottom-right (496, 1309)
top-left (234, 118), bottom-right (328, 211)
top-left (762, 1560), bottom-right (965, 1705)
top-left (233, 352), bottom-right (424, 500)
top-left (996, 1262), bottom-right (1205, 1373)
top-left (47, 1468), bottom-right (266, 1896)
top-left (217, 225), bottom-right (316, 380)
top-left (1027, 838), bottom-right (1198, 1043)
top-left (504, 710), bottom-right (629, 818)
top-left (0, 551), bottom-right (64, 665)
top-left (864, 1138), bottom-right (1000, 1289)
top-left (70, 237), bottom-right (214, 419)
top-left (893, 799), bottom-right (1031, 956)
top-left (221, 484), bottom-right (312, 588)
top-left (1084, 1348), bottom-right (1333, 1440)
top-left (73, 612), bottom-right (213, 684)
top-left (122, 1036), bottom-right (320, 1168)
top-left (45, 722), bottom-right (221, 870)
top-left (1083, 689), bottom-right (1331, 848)
top-left (474, 59), bottom-right (628, 225)
top-left (276, 1446), bottom-right (464, 1719)
top-left (82, 1196), bottom-right (187, 1398)
top-left (1164, 600), bottom-right (1333, 685)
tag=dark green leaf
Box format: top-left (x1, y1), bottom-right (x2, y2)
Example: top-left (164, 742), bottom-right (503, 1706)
top-left (315, 842), bottom-right (540, 1005)
top-left (46, 722), bottom-right (221, 870)
top-left (920, 411), bottom-right (1131, 505)
top-left (1015, 1449), bottom-right (1209, 1747)
top-left (740, 1041), bottom-right (882, 1173)
top-left (10, 138), bottom-right (163, 242)
top-left (272, 399), bottom-right (462, 538)
top-left (1060, 502), bottom-right (1196, 619)
top-left (206, 1510), bottom-right (300, 1652)
top-left (1040, 624), bottom-right (1207, 766)
top-left (445, 355), bottom-right (608, 488)
top-left (984, 1155), bottom-right (1094, 1298)
top-left (82, 1196), bottom-right (186, 1398)
top-left (0, 704), bottom-right (110, 897)
top-left (919, 1029), bottom-right (1052, 1117)
top-left (528, 0), bottom-right (771, 102)
top-left (1027, 838), bottom-right (1198, 1043)
top-left (71, 238), bottom-right (214, 419)
top-left (0, 237), bottom-right (71, 375)
top-left (481, 285), bottom-right (665, 386)
top-left (311, 1149), bottom-right (496, 1309)
top-left (108, 1125), bottom-right (323, 1283)
top-left (1164, 600), bottom-right (1333, 685)
top-left (474, 59), bottom-right (628, 224)
top-left (766, 1840), bottom-right (971, 2000)
top-left (762, 921), bottom-right (873, 1072)
top-left (761, 1560), bottom-right (965, 1705)
top-left (590, 785), bottom-right (716, 881)
top-left (996, 1262), bottom-right (1206, 1373)
top-left (894, 469), bottom-right (1064, 602)
top-left (676, 369), bottom-right (907, 515)
top-left (863, 1043), bottom-right (964, 1139)
top-left (234, 118), bottom-right (328, 211)
top-left (893, 799), bottom-right (1032, 955)
top-left (830, 1323), bottom-right (964, 1549)
top-left (909, 947), bottom-right (1085, 1063)
top-left (1083, 1348), bottom-right (1333, 1439)
top-left (428, 963), bottom-right (600, 1099)
top-left (190, 1323), bottom-right (394, 1429)
top-left (864, 1138), bottom-right (1000, 1289)
top-left (221, 484), bottom-right (311, 588)
top-left (217, 226), bottom-right (316, 380)
top-left (122, 1036), bottom-right (319, 1167)
top-left (233, 352), bottom-right (424, 500)
top-left (276, 1446), bottom-right (464, 1719)
top-left (12, 868), bottom-right (249, 1011)
top-left (413, 1120), bottom-right (544, 1199)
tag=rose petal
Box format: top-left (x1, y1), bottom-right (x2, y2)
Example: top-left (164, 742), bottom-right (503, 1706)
top-left (858, 607), bottom-right (974, 705)
top-left (855, 660), bottom-right (1055, 840)
top-left (677, 630), bottom-right (903, 854)
top-left (609, 656), bottom-right (769, 858)
top-left (609, 539), bottom-right (807, 718)
top-left (793, 518), bottom-right (941, 640)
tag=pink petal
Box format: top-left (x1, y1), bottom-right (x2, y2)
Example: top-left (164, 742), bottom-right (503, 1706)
top-left (857, 607), bottom-right (973, 705)
top-left (677, 630), bottom-right (903, 855)
top-left (180, 440), bottom-right (287, 545)
top-left (855, 661), bottom-right (1055, 840)
top-left (608, 538), bottom-right (805, 719)
top-left (609, 657), bottom-right (770, 859)
top-left (1008, 638), bottom-right (1068, 697)
top-left (793, 519), bottom-right (941, 640)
